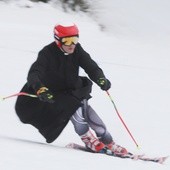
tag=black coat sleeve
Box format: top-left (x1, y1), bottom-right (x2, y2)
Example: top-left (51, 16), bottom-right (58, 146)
top-left (77, 44), bottom-right (106, 84)
top-left (27, 50), bottom-right (49, 91)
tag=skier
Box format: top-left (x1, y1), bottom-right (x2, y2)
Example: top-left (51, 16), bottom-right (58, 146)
top-left (15, 23), bottom-right (127, 155)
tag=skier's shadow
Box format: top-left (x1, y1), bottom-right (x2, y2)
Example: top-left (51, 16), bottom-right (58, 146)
top-left (0, 134), bottom-right (61, 149)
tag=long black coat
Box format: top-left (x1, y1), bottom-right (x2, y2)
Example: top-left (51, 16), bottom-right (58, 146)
top-left (15, 42), bottom-right (106, 143)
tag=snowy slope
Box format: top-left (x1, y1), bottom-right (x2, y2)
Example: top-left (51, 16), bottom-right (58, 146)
top-left (0, 0), bottom-right (170, 169)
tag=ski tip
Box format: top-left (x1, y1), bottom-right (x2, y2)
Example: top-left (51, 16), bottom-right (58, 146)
top-left (158, 156), bottom-right (169, 164)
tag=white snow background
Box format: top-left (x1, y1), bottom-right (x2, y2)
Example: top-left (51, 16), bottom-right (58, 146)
top-left (0, 0), bottom-right (170, 169)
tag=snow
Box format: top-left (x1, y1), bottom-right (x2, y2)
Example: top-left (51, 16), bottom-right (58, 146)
top-left (0, 0), bottom-right (170, 169)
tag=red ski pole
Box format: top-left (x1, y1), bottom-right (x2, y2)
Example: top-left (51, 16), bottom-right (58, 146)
top-left (106, 90), bottom-right (139, 148)
top-left (1, 92), bottom-right (37, 101)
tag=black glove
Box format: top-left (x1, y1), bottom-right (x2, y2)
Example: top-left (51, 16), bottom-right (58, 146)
top-left (37, 87), bottom-right (54, 103)
top-left (97, 78), bottom-right (111, 91)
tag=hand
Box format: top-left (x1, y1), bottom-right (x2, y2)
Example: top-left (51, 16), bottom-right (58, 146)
top-left (37, 87), bottom-right (54, 103)
top-left (98, 78), bottom-right (111, 91)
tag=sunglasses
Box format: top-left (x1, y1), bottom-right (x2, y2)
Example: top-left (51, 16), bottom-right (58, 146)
top-left (60, 36), bottom-right (79, 46)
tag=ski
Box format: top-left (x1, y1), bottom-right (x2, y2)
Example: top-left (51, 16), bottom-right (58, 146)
top-left (66, 143), bottom-right (168, 164)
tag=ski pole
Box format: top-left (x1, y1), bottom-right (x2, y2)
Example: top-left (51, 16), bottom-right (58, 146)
top-left (106, 90), bottom-right (139, 148)
top-left (1, 92), bottom-right (37, 101)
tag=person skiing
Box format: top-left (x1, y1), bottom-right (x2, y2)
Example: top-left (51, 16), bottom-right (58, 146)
top-left (15, 23), bottom-right (127, 155)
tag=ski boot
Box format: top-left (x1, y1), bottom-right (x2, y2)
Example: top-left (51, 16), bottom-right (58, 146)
top-left (81, 130), bottom-right (105, 152)
top-left (106, 141), bottom-right (128, 156)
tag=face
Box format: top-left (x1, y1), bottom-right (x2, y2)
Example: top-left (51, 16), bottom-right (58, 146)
top-left (61, 44), bottom-right (76, 54)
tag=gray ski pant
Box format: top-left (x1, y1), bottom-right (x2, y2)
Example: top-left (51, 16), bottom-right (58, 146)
top-left (70, 99), bottom-right (113, 144)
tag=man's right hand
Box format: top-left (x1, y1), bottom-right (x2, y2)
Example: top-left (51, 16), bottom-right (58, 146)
top-left (37, 87), bottom-right (54, 103)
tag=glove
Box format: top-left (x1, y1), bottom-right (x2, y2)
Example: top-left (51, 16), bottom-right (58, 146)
top-left (97, 78), bottom-right (111, 91)
top-left (37, 87), bottom-right (54, 103)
